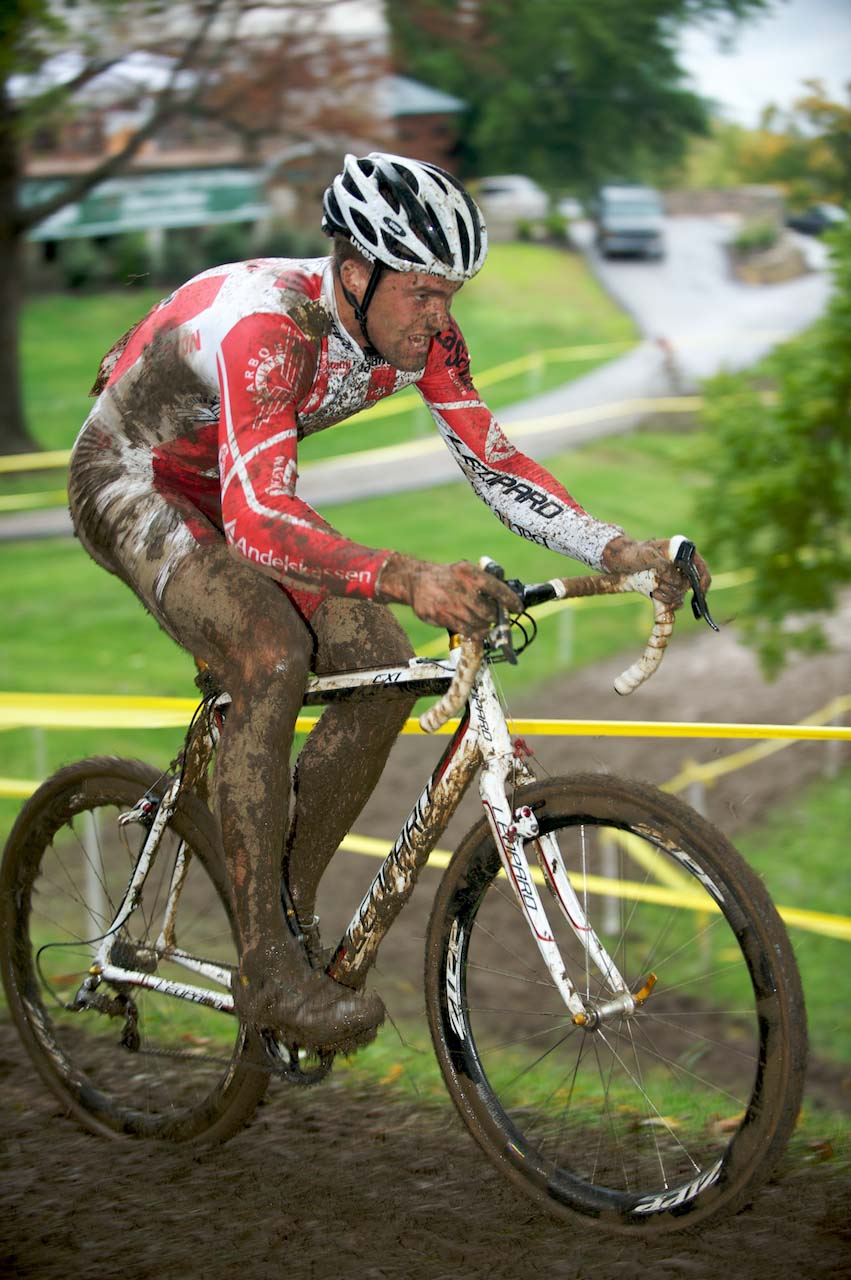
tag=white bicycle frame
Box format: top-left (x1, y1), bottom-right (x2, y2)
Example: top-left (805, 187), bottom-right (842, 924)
top-left (81, 647), bottom-right (633, 1027)
top-left (81, 547), bottom-right (683, 1029)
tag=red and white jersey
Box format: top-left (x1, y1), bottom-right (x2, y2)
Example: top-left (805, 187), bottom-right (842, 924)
top-left (81, 257), bottom-right (621, 609)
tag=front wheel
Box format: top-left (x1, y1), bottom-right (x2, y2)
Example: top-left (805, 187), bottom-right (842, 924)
top-left (425, 774), bottom-right (806, 1233)
top-left (1, 757), bottom-right (269, 1142)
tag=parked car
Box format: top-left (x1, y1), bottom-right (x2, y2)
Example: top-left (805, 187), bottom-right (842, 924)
top-left (474, 175), bottom-right (549, 225)
top-left (785, 203), bottom-right (848, 236)
top-left (594, 183), bottom-right (666, 260)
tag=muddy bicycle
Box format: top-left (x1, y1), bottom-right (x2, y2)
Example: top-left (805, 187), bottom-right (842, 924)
top-left (1, 539), bottom-right (806, 1234)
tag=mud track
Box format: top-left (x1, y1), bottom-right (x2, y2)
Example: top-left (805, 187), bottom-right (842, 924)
top-left (2, 602), bottom-right (850, 1278)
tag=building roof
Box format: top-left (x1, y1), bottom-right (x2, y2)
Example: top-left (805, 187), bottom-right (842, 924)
top-left (383, 75), bottom-right (466, 117)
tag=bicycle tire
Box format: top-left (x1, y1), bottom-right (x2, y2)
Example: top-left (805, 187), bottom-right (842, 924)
top-left (425, 774), bottom-right (807, 1233)
top-left (1, 757), bottom-right (269, 1142)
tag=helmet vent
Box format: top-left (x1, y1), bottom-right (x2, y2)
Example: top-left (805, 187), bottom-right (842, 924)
top-left (455, 209), bottom-right (470, 267)
top-left (391, 161), bottom-right (419, 194)
top-left (342, 170), bottom-right (365, 200)
top-left (424, 201), bottom-right (452, 264)
top-left (381, 230), bottom-right (426, 267)
top-left (351, 209), bottom-right (379, 246)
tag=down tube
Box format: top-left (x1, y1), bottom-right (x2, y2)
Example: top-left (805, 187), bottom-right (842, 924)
top-left (329, 713), bottom-right (481, 988)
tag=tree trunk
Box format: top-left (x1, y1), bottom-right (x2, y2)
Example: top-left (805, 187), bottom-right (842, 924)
top-left (0, 235), bottom-right (34, 455)
top-left (0, 84), bottom-right (37, 455)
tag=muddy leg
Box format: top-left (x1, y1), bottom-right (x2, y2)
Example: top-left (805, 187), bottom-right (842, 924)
top-left (153, 553), bottom-right (384, 1048)
top-left (285, 598), bottom-right (416, 925)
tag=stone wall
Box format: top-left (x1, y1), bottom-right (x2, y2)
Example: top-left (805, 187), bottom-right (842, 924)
top-left (664, 185), bottom-right (785, 225)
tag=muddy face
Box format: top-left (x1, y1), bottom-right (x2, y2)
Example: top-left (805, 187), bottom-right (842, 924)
top-left (338, 264), bottom-right (462, 371)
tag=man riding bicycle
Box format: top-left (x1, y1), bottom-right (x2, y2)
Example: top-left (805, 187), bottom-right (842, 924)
top-left (68, 152), bottom-right (708, 1052)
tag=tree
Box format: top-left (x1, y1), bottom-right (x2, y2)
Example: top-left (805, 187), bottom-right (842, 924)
top-left (683, 81), bottom-right (851, 208)
top-left (385, 0), bottom-right (769, 189)
top-left (696, 221), bottom-right (851, 676)
top-left (1, 0), bottom-right (386, 453)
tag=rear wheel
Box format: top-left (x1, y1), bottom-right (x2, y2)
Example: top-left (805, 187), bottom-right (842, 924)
top-left (425, 774), bottom-right (806, 1233)
top-left (1, 757), bottom-right (269, 1142)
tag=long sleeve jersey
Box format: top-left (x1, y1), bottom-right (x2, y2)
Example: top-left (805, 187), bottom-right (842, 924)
top-left (85, 256), bottom-right (622, 608)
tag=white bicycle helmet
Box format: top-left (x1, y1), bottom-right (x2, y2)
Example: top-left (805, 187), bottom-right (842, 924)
top-left (322, 152), bottom-right (488, 282)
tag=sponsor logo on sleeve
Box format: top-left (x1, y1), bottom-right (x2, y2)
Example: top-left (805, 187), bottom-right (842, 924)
top-left (484, 418), bottom-right (517, 464)
top-left (267, 456), bottom-right (297, 497)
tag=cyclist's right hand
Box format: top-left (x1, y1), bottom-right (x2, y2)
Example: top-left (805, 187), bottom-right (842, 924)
top-left (377, 553), bottom-right (522, 637)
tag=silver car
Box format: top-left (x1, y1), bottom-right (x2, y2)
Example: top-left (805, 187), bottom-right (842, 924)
top-left (595, 184), bottom-right (666, 260)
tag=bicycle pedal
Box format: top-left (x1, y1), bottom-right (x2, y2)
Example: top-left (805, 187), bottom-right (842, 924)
top-left (261, 1031), bottom-right (334, 1085)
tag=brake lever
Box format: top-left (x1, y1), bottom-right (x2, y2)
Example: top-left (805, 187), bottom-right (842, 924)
top-left (672, 538), bottom-right (720, 632)
top-left (480, 558), bottom-right (518, 664)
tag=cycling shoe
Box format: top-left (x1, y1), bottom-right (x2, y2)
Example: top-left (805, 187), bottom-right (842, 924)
top-left (232, 960), bottom-right (384, 1052)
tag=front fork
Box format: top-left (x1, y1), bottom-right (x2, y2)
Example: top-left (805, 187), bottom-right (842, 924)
top-left (479, 759), bottom-right (647, 1026)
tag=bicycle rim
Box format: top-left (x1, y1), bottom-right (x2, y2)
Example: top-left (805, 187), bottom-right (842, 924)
top-left (1, 758), bottom-right (268, 1142)
top-left (426, 775), bottom-right (806, 1232)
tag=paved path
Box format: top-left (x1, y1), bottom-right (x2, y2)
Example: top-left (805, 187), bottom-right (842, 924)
top-left (1, 217), bottom-right (830, 540)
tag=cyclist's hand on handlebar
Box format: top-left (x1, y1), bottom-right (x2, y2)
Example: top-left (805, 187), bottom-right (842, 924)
top-left (377, 553), bottom-right (522, 637)
top-left (600, 535), bottom-right (711, 608)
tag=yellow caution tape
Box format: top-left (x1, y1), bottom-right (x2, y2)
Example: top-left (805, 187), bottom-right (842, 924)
top-left (0, 778), bottom-right (39, 799)
top-left (2, 690), bottom-right (849, 743)
top-left (0, 449), bottom-right (72, 475)
top-left (338, 833), bottom-right (851, 942)
top-left (0, 490), bottom-right (67, 512)
top-left (2, 691), bottom-right (848, 941)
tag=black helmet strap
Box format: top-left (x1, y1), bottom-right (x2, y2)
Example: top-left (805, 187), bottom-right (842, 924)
top-left (337, 258), bottom-right (384, 361)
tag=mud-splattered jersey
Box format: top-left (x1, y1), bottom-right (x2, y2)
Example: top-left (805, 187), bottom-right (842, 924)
top-left (82, 256), bottom-right (622, 607)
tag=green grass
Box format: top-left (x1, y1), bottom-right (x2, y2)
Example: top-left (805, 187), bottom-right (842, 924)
top-left (20, 287), bottom-right (163, 453)
top-left (736, 765), bottom-right (851, 1067)
top-left (0, 426), bottom-right (728, 824)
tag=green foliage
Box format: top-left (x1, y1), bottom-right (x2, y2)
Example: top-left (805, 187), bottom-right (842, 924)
top-left (386, 0), bottom-right (768, 190)
top-left (253, 221), bottom-right (327, 261)
top-left (59, 238), bottom-right (112, 290)
top-left (732, 218), bottom-right (779, 255)
top-left (197, 222), bottom-right (254, 268)
top-left (158, 228), bottom-right (207, 287)
top-left (697, 221), bottom-right (851, 675)
top-left (543, 212), bottom-right (570, 242)
top-left (682, 82), bottom-right (851, 208)
top-left (110, 232), bottom-right (154, 287)
top-left (737, 765), bottom-right (851, 1063)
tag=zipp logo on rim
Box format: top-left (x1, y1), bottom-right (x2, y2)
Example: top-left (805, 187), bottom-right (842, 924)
top-left (632, 1159), bottom-right (723, 1214)
top-left (446, 918), bottom-right (466, 1040)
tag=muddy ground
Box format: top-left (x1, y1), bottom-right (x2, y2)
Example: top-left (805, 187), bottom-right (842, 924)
top-left (2, 601), bottom-right (850, 1279)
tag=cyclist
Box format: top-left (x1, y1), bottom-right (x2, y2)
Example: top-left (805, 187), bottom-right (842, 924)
top-left (68, 152), bottom-right (708, 1051)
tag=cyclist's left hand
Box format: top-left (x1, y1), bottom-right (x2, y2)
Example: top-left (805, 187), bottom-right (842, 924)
top-left (600, 535), bottom-right (711, 608)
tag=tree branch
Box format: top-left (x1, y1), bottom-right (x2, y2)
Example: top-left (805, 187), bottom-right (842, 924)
top-left (17, 0), bottom-right (232, 234)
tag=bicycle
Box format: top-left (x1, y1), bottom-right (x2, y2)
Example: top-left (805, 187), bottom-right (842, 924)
top-left (0, 538), bottom-right (806, 1234)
